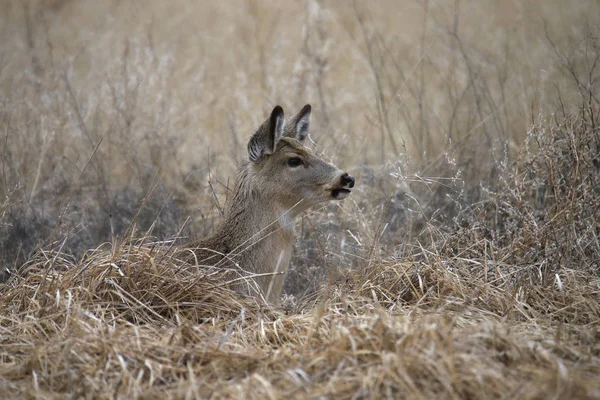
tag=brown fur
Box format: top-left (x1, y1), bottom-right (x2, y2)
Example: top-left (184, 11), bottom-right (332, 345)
top-left (180, 105), bottom-right (354, 304)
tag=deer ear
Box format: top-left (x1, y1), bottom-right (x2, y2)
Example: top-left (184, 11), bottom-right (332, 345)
top-left (248, 106), bottom-right (285, 162)
top-left (283, 104), bottom-right (311, 143)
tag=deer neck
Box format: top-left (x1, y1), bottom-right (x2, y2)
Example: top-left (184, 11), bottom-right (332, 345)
top-left (213, 177), bottom-right (297, 274)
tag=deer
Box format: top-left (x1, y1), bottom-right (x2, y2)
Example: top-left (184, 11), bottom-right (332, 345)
top-left (181, 104), bottom-right (355, 304)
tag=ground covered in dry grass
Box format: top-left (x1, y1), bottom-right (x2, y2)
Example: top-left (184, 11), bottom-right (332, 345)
top-left (2, 114), bottom-right (600, 398)
top-left (0, 236), bottom-right (598, 398)
top-left (1, 1), bottom-right (600, 398)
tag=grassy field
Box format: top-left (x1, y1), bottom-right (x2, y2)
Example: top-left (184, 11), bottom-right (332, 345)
top-left (1, 1), bottom-right (599, 398)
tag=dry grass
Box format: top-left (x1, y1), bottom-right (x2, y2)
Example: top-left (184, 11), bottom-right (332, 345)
top-left (2, 114), bottom-right (599, 398)
top-left (1, 1), bottom-right (600, 398)
top-left (1, 232), bottom-right (598, 398)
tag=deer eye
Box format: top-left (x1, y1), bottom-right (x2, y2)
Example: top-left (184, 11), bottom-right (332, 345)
top-left (287, 157), bottom-right (302, 167)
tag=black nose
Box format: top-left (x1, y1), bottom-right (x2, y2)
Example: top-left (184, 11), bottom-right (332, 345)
top-left (340, 173), bottom-right (355, 188)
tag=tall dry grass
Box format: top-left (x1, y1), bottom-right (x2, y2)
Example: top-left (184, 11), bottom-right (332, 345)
top-left (1, 1), bottom-right (599, 398)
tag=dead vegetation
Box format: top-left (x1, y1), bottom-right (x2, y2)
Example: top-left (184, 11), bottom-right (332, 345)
top-left (1, 110), bottom-right (599, 398)
top-left (1, 1), bottom-right (600, 399)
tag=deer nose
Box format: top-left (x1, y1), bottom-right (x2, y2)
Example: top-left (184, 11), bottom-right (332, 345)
top-left (341, 173), bottom-right (355, 188)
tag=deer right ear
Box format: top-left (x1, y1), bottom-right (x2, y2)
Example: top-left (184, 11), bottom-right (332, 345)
top-left (283, 104), bottom-right (311, 143)
top-left (248, 106), bottom-right (285, 163)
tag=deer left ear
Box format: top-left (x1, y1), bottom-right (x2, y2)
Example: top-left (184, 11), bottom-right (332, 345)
top-left (284, 104), bottom-right (311, 143)
top-left (248, 106), bottom-right (285, 162)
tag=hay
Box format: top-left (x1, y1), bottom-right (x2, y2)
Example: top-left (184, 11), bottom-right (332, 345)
top-left (1, 233), bottom-right (599, 399)
top-left (1, 2), bottom-right (600, 398)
